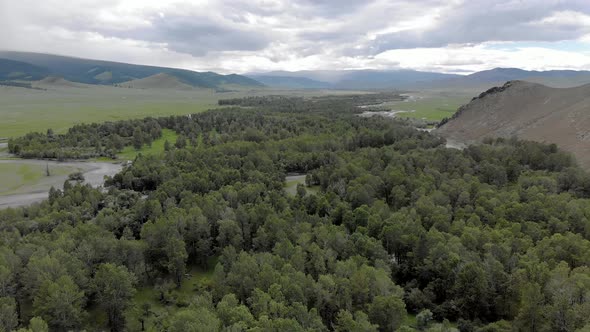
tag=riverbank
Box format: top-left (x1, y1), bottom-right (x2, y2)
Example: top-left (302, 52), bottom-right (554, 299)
top-left (0, 159), bottom-right (122, 208)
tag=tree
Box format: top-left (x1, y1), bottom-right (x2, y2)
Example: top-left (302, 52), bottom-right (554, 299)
top-left (0, 297), bottom-right (18, 332)
top-left (167, 307), bottom-right (221, 332)
top-left (216, 294), bottom-right (255, 329)
top-left (68, 171), bottom-right (85, 182)
top-left (334, 310), bottom-right (379, 332)
top-left (141, 218), bottom-right (188, 286)
top-left (175, 135), bottom-right (187, 149)
top-left (368, 295), bottom-right (406, 332)
top-left (515, 282), bottom-right (546, 332)
top-left (133, 128), bottom-right (144, 150)
top-left (33, 275), bottom-right (86, 330)
top-left (454, 262), bottom-right (489, 320)
top-left (416, 309), bottom-right (433, 331)
top-left (16, 317), bottom-right (50, 332)
top-left (93, 263), bottom-right (137, 331)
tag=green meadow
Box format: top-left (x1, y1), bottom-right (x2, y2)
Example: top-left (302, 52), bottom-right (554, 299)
top-left (368, 91), bottom-right (472, 122)
top-left (0, 85), bottom-right (221, 138)
top-left (118, 129), bottom-right (179, 160)
top-left (0, 85), bottom-right (371, 138)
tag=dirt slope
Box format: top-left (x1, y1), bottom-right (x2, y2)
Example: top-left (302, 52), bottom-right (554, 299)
top-left (436, 80), bottom-right (590, 168)
top-left (119, 73), bottom-right (195, 90)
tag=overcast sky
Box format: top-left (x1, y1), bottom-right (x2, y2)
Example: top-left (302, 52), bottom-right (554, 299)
top-left (1, 0), bottom-right (590, 74)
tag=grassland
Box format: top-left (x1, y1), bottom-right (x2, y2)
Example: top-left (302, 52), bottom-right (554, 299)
top-left (118, 129), bottom-right (179, 160)
top-left (371, 91), bottom-right (473, 122)
top-left (0, 85), bottom-right (220, 138)
top-left (0, 84), bottom-right (372, 138)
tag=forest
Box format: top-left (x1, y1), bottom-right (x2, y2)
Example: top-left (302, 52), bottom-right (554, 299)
top-left (1, 94), bottom-right (590, 331)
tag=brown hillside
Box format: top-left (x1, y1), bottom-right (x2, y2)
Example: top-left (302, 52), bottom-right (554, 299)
top-left (119, 73), bottom-right (194, 90)
top-left (34, 76), bottom-right (89, 88)
top-left (436, 80), bottom-right (590, 168)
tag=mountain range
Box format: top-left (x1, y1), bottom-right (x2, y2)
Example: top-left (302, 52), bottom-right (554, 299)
top-left (3, 51), bottom-right (590, 91)
top-left (248, 68), bottom-right (590, 90)
top-left (0, 51), bottom-right (263, 90)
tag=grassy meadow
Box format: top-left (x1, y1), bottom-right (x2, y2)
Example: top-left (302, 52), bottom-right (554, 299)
top-left (366, 90), bottom-right (473, 122)
top-left (0, 84), bottom-right (372, 138)
top-left (0, 85), bottom-right (221, 138)
top-left (118, 129), bottom-right (179, 160)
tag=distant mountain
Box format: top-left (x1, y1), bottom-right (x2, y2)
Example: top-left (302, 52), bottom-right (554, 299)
top-left (0, 51), bottom-right (263, 89)
top-left (247, 75), bottom-right (332, 89)
top-left (0, 58), bottom-right (49, 81)
top-left (251, 68), bottom-right (590, 90)
top-left (434, 68), bottom-right (590, 89)
top-left (250, 69), bottom-right (460, 89)
top-left (436, 80), bottom-right (590, 168)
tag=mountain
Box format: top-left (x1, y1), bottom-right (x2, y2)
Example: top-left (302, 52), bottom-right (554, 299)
top-left (247, 75), bottom-right (331, 89)
top-left (248, 69), bottom-right (461, 89)
top-left (119, 73), bottom-right (195, 90)
top-left (0, 51), bottom-right (263, 89)
top-left (434, 68), bottom-right (590, 89)
top-left (252, 68), bottom-right (590, 90)
top-left (0, 58), bottom-right (49, 81)
top-left (436, 80), bottom-right (590, 168)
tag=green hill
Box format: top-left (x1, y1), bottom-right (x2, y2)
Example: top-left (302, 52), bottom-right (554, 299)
top-left (0, 51), bottom-right (263, 89)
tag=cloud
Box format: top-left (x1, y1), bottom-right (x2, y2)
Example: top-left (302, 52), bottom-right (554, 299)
top-left (370, 1), bottom-right (590, 53)
top-left (1, 0), bottom-right (590, 73)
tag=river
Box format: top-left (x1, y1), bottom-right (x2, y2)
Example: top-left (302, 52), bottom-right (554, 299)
top-left (0, 159), bottom-right (122, 209)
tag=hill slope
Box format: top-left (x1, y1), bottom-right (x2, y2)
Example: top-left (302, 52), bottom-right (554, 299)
top-left (0, 58), bottom-right (49, 80)
top-left (118, 73), bottom-right (195, 90)
top-left (0, 51), bottom-right (263, 89)
top-left (436, 80), bottom-right (590, 167)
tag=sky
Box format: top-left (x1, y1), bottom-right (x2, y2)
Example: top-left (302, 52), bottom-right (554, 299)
top-left (1, 0), bottom-right (590, 74)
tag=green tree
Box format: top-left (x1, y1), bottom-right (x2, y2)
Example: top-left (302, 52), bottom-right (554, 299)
top-left (33, 275), bottom-right (85, 330)
top-left (93, 263), bottom-right (137, 331)
top-left (167, 307), bottom-right (221, 332)
top-left (0, 297), bottom-right (18, 332)
top-left (416, 309), bottom-right (433, 331)
top-left (515, 282), bottom-right (546, 332)
top-left (368, 295), bottom-right (406, 332)
top-left (334, 310), bottom-right (378, 332)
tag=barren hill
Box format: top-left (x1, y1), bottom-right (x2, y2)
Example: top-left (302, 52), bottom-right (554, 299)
top-left (436, 80), bottom-right (590, 168)
top-left (119, 73), bottom-right (195, 90)
top-left (34, 76), bottom-right (89, 88)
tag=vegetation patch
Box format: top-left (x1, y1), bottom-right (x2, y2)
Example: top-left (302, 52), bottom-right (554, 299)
top-left (118, 129), bottom-right (179, 160)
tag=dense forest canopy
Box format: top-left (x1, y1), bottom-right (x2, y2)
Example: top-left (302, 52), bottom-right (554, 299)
top-left (1, 94), bottom-right (590, 331)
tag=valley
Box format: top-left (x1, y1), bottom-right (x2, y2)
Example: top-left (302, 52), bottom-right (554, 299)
top-left (2, 47), bottom-right (590, 331)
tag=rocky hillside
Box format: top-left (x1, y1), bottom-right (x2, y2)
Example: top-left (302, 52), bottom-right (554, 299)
top-left (436, 80), bottom-right (590, 168)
